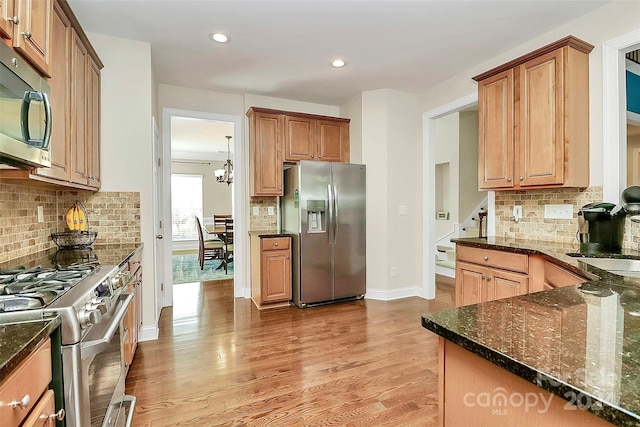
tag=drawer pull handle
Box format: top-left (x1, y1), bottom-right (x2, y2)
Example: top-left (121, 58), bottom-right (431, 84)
top-left (10, 394), bottom-right (30, 409)
top-left (48, 408), bottom-right (65, 421)
top-left (483, 256), bottom-right (488, 261)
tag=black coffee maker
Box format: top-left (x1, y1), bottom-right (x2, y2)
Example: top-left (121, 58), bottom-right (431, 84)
top-left (577, 203), bottom-right (626, 254)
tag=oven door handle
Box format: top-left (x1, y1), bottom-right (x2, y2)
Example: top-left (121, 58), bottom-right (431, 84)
top-left (81, 293), bottom-right (133, 359)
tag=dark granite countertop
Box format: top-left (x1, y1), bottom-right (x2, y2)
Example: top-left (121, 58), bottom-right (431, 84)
top-left (0, 314), bottom-right (61, 381)
top-left (248, 230), bottom-right (294, 238)
top-left (422, 237), bottom-right (640, 426)
top-left (0, 242), bottom-right (143, 270)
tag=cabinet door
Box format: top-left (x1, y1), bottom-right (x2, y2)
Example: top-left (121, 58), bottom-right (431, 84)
top-left (518, 49), bottom-right (564, 187)
top-left (455, 261), bottom-right (484, 307)
top-left (261, 249), bottom-right (291, 303)
top-left (250, 112), bottom-right (283, 196)
top-left (317, 119), bottom-right (349, 162)
top-left (284, 115), bottom-right (315, 161)
top-left (70, 30), bottom-right (87, 185)
top-left (86, 57), bottom-right (101, 189)
top-left (35, 0), bottom-right (70, 181)
top-left (13, 0), bottom-right (52, 77)
top-left (485, 268), bottom-right (528, 302)
top-left (478, 69), bottom-right (514, 189)
top-left (0, 0), bottom-right (15, 39)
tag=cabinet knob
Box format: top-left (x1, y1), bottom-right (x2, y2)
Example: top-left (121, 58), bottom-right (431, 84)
top-left (48, 408), bottom-right (65, 421)
top-left (484, 256), bottom-right (489, 261)
top-left (486, 276), bottom-right (492, 281)
top-left (275, 242), bottom-right (278, 246)
top-left (7, 16), bottom-right (18, 24)
top-left (21, 31), bottom-right (31, 39)
top-left (10, 394), bottom-right (31, 409)
top-left (311, 155), bottom-right (314, 158)
top-left (507, 177), bottom-right (512, 182)
top-left (519, 176), bottom-right (524, 181)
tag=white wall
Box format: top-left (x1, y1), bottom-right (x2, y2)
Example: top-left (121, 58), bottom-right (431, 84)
top-left (435, 113), bottom-right (459, 240)
top-left (340, 94), bottom-right (363, 163)
top-left (87, 33), bottom-right (157, 336)
top-left (419, 1), bottom-right (640, 191)
top-left (361, 89), bottom-right (421, 297)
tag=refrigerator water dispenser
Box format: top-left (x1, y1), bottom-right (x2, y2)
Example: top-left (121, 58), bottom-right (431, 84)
top-left (306, 200), bottom-right (326, 233)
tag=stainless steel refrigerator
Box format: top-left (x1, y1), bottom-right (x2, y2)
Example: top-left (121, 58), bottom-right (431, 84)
top-left (281, 161), bottom-right (366, 307)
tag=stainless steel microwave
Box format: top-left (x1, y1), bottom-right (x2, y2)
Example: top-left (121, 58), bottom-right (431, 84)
top-left (0, 41), bottom-right (51, 169)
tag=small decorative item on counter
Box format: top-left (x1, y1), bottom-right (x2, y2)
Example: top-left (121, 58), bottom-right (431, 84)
top-left (51, 201), bottom-right (98, 249)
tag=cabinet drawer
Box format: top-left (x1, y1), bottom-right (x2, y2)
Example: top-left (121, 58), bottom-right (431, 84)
top-left (261, 237), bottom-right (290, 251)
top-left (457, 246), bottom-right (528, 274)
top-left (21, 389), bottom-right (56, 427)
top-left (0, 339), bottom-right (52, 427)
top-left (544, 261), bottom-right (587, 288)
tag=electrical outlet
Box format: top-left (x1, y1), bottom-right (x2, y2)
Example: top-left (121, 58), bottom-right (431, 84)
top-left (252, 206), bottom-right (259, 216)
top-left (268, 206), bottom-right (275, 215)
top-left (37, 206), bottom-right (44, 223)
top-left (544, 204), bottom-right (574, 219)
top-left (391, 267), bottom-right (397, 278)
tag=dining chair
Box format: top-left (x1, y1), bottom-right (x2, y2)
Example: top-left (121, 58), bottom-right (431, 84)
top-left (195, 216), bottom-right (224, 270)
top-left (222, 218), bottom-right (234, 274)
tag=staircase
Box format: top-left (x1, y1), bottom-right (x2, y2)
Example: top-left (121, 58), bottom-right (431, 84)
top-left (434, 200), bottom-right (488, 279)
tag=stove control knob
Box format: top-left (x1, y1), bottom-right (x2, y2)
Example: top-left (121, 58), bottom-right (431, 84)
top-left (78, 308), bottom-right (102, 329)
top-left (89, 298), bottom-right (109, 315)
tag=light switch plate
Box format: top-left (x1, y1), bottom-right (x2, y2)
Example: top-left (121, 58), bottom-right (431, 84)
top-left (37, 206), bottom-right (44, 223)
top-left (267, 206), bottom-right (275, 215)
top-left (252, 206), bottom-right (259, 216)
top-left (544, 204), bottom-right (574, 219)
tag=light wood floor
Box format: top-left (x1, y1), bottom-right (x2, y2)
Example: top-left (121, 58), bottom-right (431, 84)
top-left (126, 278), bottom-right (455, 426)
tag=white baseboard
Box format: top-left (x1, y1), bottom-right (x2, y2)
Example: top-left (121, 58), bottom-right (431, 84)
top-left (138, 325), bottom-right (159, 342)
top-left (365, 286), bottom-right (421, 301)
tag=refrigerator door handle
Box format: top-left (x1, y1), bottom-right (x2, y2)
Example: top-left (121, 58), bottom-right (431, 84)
top-left (333, 184), bottom-right (338, 244)
top-left (327, 184), bottom-right (334, 245)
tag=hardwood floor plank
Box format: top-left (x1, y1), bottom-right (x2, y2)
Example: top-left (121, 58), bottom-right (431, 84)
top-left (126, 279), bottom-right (454, 426)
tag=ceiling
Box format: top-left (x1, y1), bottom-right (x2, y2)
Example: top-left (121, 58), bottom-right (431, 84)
top-left (66, 0), bottom-right (609, 156)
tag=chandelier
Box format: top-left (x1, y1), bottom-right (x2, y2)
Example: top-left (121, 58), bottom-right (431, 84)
top-left (215, 135), bottom-right (233, 185)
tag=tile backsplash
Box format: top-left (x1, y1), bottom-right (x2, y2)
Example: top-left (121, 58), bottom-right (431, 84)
top-left (0, 182), bottom-right (140, 264)
top-left (249, 196), bottom-right (278, 231)
top-left (494, 186), bottom-right (640, 251)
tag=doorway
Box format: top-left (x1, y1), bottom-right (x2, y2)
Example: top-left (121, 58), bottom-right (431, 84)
top-left (160, 108), bottom-right (246, 308)
top-left (422, 93), bottom-right (480, 299)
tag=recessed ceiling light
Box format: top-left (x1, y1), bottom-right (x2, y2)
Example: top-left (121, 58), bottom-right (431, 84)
top-left (210, 33), bottom-right (229, 43)
top-left (332, 59), bottom-right (345, 68)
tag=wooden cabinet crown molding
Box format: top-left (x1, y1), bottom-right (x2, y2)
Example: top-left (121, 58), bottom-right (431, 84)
top-left (472, 35), bottom-right (593, 82)
top-left (246, 106), bottom-right (350, 124)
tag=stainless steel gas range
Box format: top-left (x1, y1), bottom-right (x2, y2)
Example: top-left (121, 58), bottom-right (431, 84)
top-left (0, 251), bottom-right (136, 427)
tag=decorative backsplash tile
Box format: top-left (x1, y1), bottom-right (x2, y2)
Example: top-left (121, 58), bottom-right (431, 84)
top-left (0, 182), bottom-right (140, 264)
top-left (494, 186), bottom-right (640, 251)
top-left (249, 197), bottom-right (278, 231)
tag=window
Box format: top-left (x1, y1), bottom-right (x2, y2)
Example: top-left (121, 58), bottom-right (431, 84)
top-left (171, 174), bottom-right (203, 241)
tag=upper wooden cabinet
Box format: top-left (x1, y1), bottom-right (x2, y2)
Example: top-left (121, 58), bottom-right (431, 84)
top-left (284, 115), bottom-right (350, 162)
top-left (1, 0), bottom-right (52, 77)
top-left (0, 0), bottom-right (103, 190)
top-left (473, 36), bottom-right (593, 191)
top-left (248, 109), bottom-right (284, 196)
top-left (247, 107), bottom-right (351, 196)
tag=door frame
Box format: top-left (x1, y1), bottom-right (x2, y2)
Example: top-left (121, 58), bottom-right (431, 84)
top-left (602, 29), bottom-right (640, 202)
top-left (422, 92), bottom-right (481, 299)
top-left (161, 108), bottom-right (247, 306)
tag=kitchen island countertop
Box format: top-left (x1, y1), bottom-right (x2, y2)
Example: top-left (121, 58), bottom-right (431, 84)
top-left (422, 237), bottom-right (640, 427)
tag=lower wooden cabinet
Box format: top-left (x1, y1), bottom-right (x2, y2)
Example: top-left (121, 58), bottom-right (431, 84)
top-left (21, 389), bottom-right (58, 427)
top-left (0, 339), bottom-right (56, 427)
top-left (250, 235), bottom-right (292, 309)
top-left (123, 249), bottom-right (142, 372)
top-left (455, 245), bottom-right (591, 307)
top-left (455, 246), bottom-right (529, 307)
